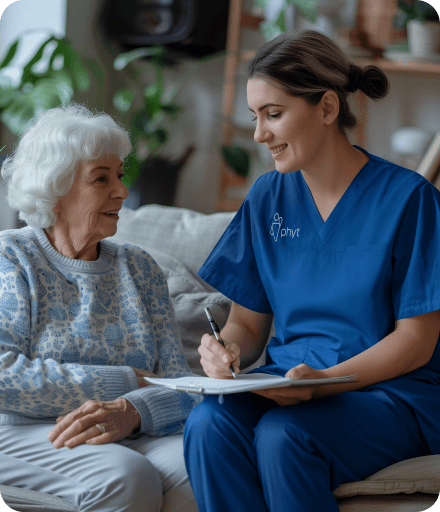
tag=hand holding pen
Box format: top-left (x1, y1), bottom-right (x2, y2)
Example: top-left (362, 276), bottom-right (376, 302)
top-left (204, 307), bottom-right (237, 379)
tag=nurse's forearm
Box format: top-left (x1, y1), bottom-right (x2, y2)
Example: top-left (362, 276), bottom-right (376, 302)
top-left (220, 321), bottom-right (266, 368)
top-left (220, 302), bottom-right (273, 369)
top-left (313, 311), bottom-right (440, 398)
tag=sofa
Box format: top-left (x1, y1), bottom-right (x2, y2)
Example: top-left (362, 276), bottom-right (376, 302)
top-left (1, 204), bottom-right (439, 512)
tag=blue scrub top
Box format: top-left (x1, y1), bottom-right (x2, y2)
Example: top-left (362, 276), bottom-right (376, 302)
top-left (199, 146), bottom-right (440, 453)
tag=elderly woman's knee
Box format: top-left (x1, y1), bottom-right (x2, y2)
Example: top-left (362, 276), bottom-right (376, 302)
top-left (87, 448), bottom-right (163, 511)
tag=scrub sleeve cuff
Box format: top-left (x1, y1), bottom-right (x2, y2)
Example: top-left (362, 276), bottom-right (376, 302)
top-left (396, 297), bottom-right (440, 321)
top-left (198, 266), bottom-right (273, 314)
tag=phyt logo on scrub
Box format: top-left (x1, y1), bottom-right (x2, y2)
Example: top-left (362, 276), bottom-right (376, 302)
top-left (270, 213), bottom-right (300, 241)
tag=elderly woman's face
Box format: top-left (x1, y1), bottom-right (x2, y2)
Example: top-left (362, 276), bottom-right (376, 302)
top-left (54, 154), bottom-right (128, 244)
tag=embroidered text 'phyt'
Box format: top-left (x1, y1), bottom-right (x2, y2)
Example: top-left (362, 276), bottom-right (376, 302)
top-left (270, 213), bottom-right (300, 241)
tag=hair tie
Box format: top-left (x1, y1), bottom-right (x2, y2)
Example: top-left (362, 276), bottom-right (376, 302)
top-left (346, 64), bottom-right (363, 93)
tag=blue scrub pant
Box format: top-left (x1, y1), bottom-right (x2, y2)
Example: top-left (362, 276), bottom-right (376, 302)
top-left (183, 389), bottom-right (429, 512)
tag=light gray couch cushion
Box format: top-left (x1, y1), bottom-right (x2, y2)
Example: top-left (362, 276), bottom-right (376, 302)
top-left (337, 493), bottom-right (438, 512)
top-left (145, 248), bottom-right (231, 375)
top-left (333, 455), bottom-right (440, 499)
top-left (111, 205), bottom-right (236, 278)
top-left (109, 206), bottom-right (236, 375)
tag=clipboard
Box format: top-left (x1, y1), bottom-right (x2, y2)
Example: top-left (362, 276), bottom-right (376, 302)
top-left (143, 372), bottom-right (358, 395)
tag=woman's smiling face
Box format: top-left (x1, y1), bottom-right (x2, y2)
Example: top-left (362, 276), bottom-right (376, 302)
top-left (247, 78), bottom-right (325, 174)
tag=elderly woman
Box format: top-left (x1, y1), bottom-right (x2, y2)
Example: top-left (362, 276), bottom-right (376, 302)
top-left (0, 104), bottom-right (200, 512)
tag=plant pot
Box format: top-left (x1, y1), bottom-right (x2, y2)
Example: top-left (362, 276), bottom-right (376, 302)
top-left (124, 146), bottom-right (195, 209)
top-left (358, 0), bottom-right (397, 48)
top-left (407, 20), bottom-right (440, 56)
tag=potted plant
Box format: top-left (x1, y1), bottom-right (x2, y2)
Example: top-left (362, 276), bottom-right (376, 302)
top-left (111, 45), bottom-right (189, 207)
top-left (112, 45), bottom-right (251, 208)
top-left (0, 31), bottom-right (101, 136)
top-left (398, 0), bottom-right (440, 56)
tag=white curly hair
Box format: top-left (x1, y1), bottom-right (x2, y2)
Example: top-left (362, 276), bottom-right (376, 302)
top-left (1, 103), bottom-right (132, 228)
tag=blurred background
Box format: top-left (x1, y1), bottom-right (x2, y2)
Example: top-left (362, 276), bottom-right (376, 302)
top-left (0, 0), bottom-right (439, 231)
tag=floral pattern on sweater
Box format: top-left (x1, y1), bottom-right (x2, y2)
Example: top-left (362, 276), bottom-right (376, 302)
top-left (0, 227), bottom-right (201, 435)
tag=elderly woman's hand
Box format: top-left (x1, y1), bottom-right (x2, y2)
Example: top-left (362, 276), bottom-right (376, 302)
top-left (47, 398), bottom-right (141, 449)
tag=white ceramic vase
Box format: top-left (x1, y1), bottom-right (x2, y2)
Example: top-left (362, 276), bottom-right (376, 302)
top-left (407, 20), bottom-right (440, 56)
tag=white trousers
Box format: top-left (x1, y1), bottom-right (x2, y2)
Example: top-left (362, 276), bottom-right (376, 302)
top-left (0, 423), bottom-right (198, 512)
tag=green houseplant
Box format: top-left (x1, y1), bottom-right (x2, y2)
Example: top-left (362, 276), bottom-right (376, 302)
top-left (398, 0), bottom-right (440, 56)
top-left (253, 0), bottom-right (317, 40)
top-left (111, 44), bottom-right (188, 205)
top-left (0, 31), bottom-right (101, 136)
top-left (112, 45), bottom-right (251, 207)
top-left (0, 34), bottom-right (250, 208)
top-left (398, 0), bottom-right (439, 24)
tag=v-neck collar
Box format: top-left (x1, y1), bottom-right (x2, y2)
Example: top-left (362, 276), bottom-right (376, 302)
top-left (293, 145), bottom-right (371, 244)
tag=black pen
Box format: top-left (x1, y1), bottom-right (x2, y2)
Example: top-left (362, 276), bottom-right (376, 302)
top-left (204, 307), bottom-right (236, 379)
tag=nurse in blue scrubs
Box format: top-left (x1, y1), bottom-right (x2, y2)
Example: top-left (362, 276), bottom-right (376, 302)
top-left (183, 30), bottom-right (440, 512)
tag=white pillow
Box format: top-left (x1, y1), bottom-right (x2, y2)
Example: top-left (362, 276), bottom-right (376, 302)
top-left (145, 248), bottom-right (231, 375)
top-left (110, 205), bottom-right (236, 276)
top-left (333, 455), bottom-right (440, 498)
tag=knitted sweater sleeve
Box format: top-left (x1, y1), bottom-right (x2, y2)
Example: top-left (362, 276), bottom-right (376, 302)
top-left (120, 250), bottom-right (203, 436)
top-left (0, 240), bottom-right (137, 419)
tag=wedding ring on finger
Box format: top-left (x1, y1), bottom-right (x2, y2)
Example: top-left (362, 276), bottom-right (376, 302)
top-left (95, 423), bottom-right (105, 434)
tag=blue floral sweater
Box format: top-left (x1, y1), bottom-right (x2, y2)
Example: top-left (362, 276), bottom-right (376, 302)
top-left (0, 227), bottom-right (201, 436)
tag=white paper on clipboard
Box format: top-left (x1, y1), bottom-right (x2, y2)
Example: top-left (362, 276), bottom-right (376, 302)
top-left (143, 373), bottom-right (357, 394)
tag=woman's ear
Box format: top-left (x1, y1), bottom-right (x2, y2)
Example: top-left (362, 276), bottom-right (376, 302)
top-left (53, 201), bottom-right (61, 214)
top-left (320, 91), bottom-right (339, 125)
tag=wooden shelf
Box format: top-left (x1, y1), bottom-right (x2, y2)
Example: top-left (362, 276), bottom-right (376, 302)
top-left (238, 50), bottom-right (440, 74)
top-left (355, 58), bottom-right (440, 75)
